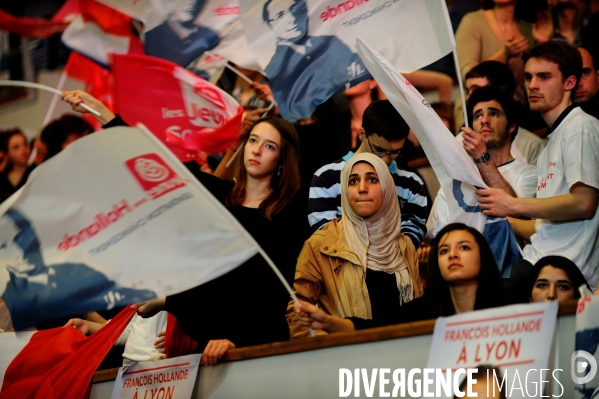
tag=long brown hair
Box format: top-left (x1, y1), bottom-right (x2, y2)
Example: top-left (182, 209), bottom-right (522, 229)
top-left (225, 116), bottom-right (301, 220)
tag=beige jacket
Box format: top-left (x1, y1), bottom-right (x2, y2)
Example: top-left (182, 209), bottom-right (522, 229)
top-left (286, 219), bottom-right (423, 338)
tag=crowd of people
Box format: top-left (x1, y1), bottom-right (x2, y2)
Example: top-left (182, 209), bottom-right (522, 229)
top-left (1, 0), bottom-right (599, 373)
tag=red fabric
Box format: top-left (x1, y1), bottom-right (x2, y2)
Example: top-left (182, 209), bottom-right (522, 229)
top-left (112, 53), bottom-right (243, 163)
top-left (164, 313), bottom-right (199, 358)
top-left (0, 0), bottom-right (79, 39)
top-left (0, 307), bottom-right (137, 399)
top-left (79, 0), bottom-right (143, 54)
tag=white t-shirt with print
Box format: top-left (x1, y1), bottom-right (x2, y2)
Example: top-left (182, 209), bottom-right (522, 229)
top-left (523, 107), bottom-right (599, 290)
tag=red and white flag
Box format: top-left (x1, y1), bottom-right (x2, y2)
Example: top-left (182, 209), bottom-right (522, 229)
top-left (0, 0), bottom-right (79, 38)
top-left (61, 0), bottom-right (143, 66)
top-left (0, 307), bottom-right (136, 399)
top-left (112, 53), bottom-right (243, 163)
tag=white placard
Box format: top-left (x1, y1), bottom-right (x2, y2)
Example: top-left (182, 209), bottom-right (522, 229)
top-left (111, 354), bottom-right (201, 399)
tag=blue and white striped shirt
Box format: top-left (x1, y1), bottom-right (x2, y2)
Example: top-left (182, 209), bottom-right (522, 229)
top-left (308, 152), bottom-right (428, 248)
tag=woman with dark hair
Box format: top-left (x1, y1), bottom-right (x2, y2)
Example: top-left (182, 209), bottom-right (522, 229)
top-left (63, 90), bottom-right (310, 365)
top-left (289, 153), bottom-right (423, 336)
top-left (294, 222), bottom-right (504, 334)
top-left (0, 129), bottom-right (35, 202)
top-left (427, 223), bottom-right (505, 316)
top-left (529, 255), bottom-right (590, 303)
top-left (40, 114), bottom-right (93, 160)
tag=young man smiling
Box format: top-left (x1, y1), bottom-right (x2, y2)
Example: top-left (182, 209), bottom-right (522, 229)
top-left (308, 100), bottom-right (427, 248)
top-left (476, 41), bottom-right (599, 291)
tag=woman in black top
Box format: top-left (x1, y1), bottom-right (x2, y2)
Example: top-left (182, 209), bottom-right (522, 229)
top-left (62, 90), bottom-right (310, 364)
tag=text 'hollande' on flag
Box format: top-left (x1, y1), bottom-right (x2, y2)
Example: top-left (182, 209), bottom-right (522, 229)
top-left (355, 37), bottom-right (521, 275)
top-left (61, 0), bottom-right (143, 67)
top-left (238, 0), bottom-right (454, 121)
top-left (111, 53), bottom-right (243, 164)
top-left (0, 307), bottom-right (137, 399)
top-left (0, 125), bottom-right (257, 330)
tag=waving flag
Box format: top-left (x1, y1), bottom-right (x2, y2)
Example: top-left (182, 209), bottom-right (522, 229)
top-left (112, 53), bottom-right (243, 163)
top-left (0, 125), bottom-right (257, 329)
top-left (0, 307), bottom-right (136, 399)
top-left (61, 0), bottom-right (143, 66)
top-left (575, 295), bottom-right (599, 399)
top-left (356, 37), bottom-right (521, 276)
top-left (238, 0), bottom-right (453, 121)
top-left (0, 0), bottom-right (78, 38)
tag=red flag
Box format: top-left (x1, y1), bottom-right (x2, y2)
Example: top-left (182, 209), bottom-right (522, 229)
top-left (112, 53), bottom-right (243, 163)
top-left (62, 0), bottom-right (143, 66)
top-left (0, 0), bottom-right (79, 38)
top-left (0, 307), bottom-right (136, 399)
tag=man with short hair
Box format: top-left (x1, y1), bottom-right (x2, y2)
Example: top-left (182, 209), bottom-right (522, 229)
top-left (426, 86), bottom-right (537, 242)
top-left (261, 0), bottom-right (368, 121)
top-left (458, 61), bottom-right (547, 165)
top-left (574, 47), bottom-right (599, 119)
top-left (477, 41), bottom-right (599, 291)
top-left (308, 100), bottom-right (427, 248)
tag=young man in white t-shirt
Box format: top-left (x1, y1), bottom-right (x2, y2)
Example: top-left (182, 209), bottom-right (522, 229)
top-left (477, 41), bottom-right (599, 293)
top-left (427, 86), bottom-right (537, 241)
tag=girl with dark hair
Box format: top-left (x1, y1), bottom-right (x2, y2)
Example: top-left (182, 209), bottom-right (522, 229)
top-left (0, 129), bottom-right (36, 202)
top-left (427, 223), bottom-right (505, 316)
top-left (529, 255), bottom-right (590, 303)
top-left (63, 90), bottom-right (310, 365)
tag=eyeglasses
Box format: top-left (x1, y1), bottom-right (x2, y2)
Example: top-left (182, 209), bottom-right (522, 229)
top-left (366, 136), bottom-right (402, 158)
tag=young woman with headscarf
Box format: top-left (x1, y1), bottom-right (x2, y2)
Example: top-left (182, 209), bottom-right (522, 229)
top-left (286, 153), bottom-right (423, 338)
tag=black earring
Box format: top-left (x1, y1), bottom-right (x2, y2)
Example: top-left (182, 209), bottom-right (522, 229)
top-left (277, 166), bottom-right (282, 177)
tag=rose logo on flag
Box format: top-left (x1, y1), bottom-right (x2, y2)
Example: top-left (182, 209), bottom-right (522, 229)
top-left (134, 158), bottom-right (170, 182)
top-left (125, 154), bottom-right (186, 199)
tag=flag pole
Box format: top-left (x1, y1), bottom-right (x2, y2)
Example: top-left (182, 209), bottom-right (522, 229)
top-left (438, 0), bottom-right (469, 128)
top-left (0, 80), bottom-right (101, 117)
top-left (452, 49), bottom-right (469, 128)
top-left (136, 123), bottom-right (315, 337)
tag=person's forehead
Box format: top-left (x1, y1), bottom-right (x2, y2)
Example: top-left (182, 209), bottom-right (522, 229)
top-left (578, 48), bottom-right (595, 70)
top-left (268, 0), bottom-right (296, 15)
top-left (466, 76), bottom-right (489, 88)
top-left (525, 57), bottom-right (562, 75)
top-left (473, 99), bottom-right (505, 114)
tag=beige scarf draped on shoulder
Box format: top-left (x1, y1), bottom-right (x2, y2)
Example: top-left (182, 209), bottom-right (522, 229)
top-left (340, 153), bottom-right (414, 305)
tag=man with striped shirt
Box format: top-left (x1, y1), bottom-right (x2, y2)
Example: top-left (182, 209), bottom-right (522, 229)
top-left (308, 100), bottom-right (428, 248)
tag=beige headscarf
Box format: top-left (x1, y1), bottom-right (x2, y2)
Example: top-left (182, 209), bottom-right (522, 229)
top-left (340, 153), bottom-right (414, 305)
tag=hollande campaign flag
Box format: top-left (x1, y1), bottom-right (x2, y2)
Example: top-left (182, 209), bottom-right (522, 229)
top-left (0, 125), bottom-right (258, 330)
top-left (238, 0), bottom-right (454, 122)
top-left (100, 0), bottom-right (242, 68)
top-left (112, 53), bottom-right (243, 164)
top-left (356, 37), bottom-right (521, 276)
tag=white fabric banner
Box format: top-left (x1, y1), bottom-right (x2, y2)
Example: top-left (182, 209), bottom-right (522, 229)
top-left (427, 302), bottom-right (559, 399)
top-left (0, 126), bottom-right (258, 329)
top-left (100, 0), bottom-right (261, 70)
top-left (111, 354), bottom-right (201, 399)
top-left (237, 0), bottom-right (453, 121)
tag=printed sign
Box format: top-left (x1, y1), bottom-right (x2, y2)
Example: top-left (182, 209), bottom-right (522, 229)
top-left (111, 354), bottom-right (201, 399)
top-left (427, 302), bottom-right (559, 399)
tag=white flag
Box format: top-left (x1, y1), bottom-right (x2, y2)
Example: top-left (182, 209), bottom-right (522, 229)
top-left (238, 0), bottom-right (453, 121)
top-left (356, 37), bottom-right (522, 275)
top-left (0, 126), bottom-right (258, 329)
